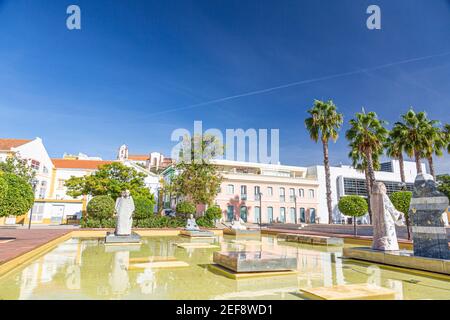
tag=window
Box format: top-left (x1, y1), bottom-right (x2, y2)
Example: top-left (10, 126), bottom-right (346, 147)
top-left (299, 188), bottom-right (305, 198)
top-left (299, 208), bottom-right (306, 223)
top-left (227, 184), bottom-right (234, 194)
top-left (279, 187), bottom-right (285, 202)
top-left (280, 207), bottom-right (286, 223)
top-left (290, 207), bottom-right (297, 223)
top-left (309, 189), bottom-right (315, 198)
top-left (57, 179), bottom-right (65, 190)
top-left (241, 185), bottom-right (247, 200)
top-left (289, 188), bottom-right (295, 202)
top-left (267, 187), bottom-right (273, 196)
top-left (254, 186), bottom-right (260, 200)
top-left (267, 207), bottom-right (273, 223)
top-left (43, 166), bottom-right (49, 174)
top-left (31, 203), bottom-right (44, 221)
top-left (309, 208), bottom-right (316, 224)
top-left (255, 206), bottom-right (261, 223)
top-left (240, 206), bottom-right (248, 222)
top-left (30, 159), bottom-right (40, 171)
top-left (38, 181), bottom-right (47, 199)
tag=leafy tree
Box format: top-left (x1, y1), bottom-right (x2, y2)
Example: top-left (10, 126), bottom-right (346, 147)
top-left (0, 156), bottom-right (36, 184)
top-left (133, 195), bottom-right (155, 221)
top-left (0, 173), bottom-right (34, 218)
top-left (437, 174), bottom-right (450, 200)
top-left (346, 109), bottom-right (388, 221)
top-left (65, 162), bottom-right (154, 201)
top-left (176, 201), bottom-right (196, 218)
top-left (86, 195), bottom-right (115, 223)
top-left (305, 100), bottom-right (343, 224)
top-left (338, 195), bottom-right (368, 236)
top-left (172, 134), bottom-right (223, 208)
top-left (386, 123), bottom-right (408, 183)
top-left (390, 191), bottom-right (413, 240)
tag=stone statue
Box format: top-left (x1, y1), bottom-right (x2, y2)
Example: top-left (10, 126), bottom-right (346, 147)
top-left (115, 190), bottom-right (135, 236)
top-left (231, 217), bottom-right (247, 230)
top-left (185, 214), bottom-right (200, 231)
top-left (409, 174), bottom-right (449, 259)
top-left (371, 182), bottom-right (405, 251)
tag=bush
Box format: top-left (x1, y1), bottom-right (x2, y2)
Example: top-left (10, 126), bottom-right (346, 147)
top-left (196, 216), bottom-right (215, 228)
top-left (338, 196), bottom-right (368, 218)
top-left (133, 196), bottom-right (155, 220)
top-left (205, 206), bottom-right (222, 220)
top-left (0, 173), bottom-right (34, 217)
top-left (390, 191), bottom-right (412, 217)
top-left (176, 201), bottom-right (196, 218)
top-left (87, 196), bottom-right (115, 221)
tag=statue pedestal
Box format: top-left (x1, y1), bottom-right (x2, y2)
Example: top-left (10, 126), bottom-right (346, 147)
top-left (223, 228), bottom-right (260, 238)
top-left (180, 230), bottom-right (215, 238)
top-left (105, 231), bottom-right (141, 244)
top-left (213, 251), bottom-right (297, 273)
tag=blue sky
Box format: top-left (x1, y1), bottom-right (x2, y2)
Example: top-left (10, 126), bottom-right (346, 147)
top-left (0, 0), bottom-right (449, 173)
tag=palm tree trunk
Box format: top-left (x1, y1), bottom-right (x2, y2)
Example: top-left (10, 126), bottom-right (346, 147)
top-left (398, 153), bottom-right (406, 183)
top-left (365, 148), bottom-right (376, 186)
top-left (414, 149), bottom-right (423, 175)
top-left (322, 139), bottom-right (333, 224)
top-left (364, 167), bottom-right (373, 223)
top-left (427, 155), bottom-right (435, 179)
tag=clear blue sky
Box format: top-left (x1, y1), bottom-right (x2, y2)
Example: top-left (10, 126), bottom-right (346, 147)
top-left (0, 0), bottom-right (449, 172)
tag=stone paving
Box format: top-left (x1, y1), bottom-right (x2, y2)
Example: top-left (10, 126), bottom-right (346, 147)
top-left (0, 228), bottom-right (72, 264)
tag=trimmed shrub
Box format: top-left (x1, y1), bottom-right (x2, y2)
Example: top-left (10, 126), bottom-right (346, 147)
top-left (176, 201), bottom-right (196, 218)
top-left (338, 195), bottom-right (368, 236)
top-left (87, 196), bottom-right (115, 222)
top-left (390, 191), bottom-right (412, 217)
top-left (0, 173), bottom-right (34, 217)
top-left (133, 196), bottom-right (155, 220)
top-left (196, 216), bottom-right (215, 228)
top-left (205, 206), bottom-right (222, 221)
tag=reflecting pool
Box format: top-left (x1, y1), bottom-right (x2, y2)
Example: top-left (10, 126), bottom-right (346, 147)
top-left (0, 235), bottom-right (449, 300)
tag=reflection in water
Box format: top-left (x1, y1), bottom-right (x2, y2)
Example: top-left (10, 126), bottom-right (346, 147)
top-left (0, 235), bottom-right (449, 300)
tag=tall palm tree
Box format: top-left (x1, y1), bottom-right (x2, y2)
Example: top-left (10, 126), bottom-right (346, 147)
top-left (305, 100), bottom-right (343, 224)
top-left (444, 124), bottom-right (450, 154)
top-left (395, 109), bottom-right (430, 175)
top-left (346, 109), bottom-right (389, 190)
top-left (386, 123), bottom-right (407, 183)
top-left (421, 119), bottom-right (445, 179)
top-left (348, 143), bottom-right (381, 221)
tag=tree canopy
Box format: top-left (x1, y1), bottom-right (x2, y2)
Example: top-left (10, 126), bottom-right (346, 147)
top-left (65, 162), bottom-right (154, 201)
top-left (0, 156), bottom-right (36, 184)
top-left (0, 172), bottom-right (35, 217)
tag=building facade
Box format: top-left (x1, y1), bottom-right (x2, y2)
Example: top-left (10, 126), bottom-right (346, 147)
top-left (306, 160), bottom-right (426, 224)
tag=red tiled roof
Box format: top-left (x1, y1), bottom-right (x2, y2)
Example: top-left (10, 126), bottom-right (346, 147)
top-left (0, 139), bottom-right (32, 151)
top-left (51, 159), bottom-right (114, 169)
top-left (128, 155), bottom-right (149, 161)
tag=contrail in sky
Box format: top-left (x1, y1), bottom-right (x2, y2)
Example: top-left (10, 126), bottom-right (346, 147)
top-left (146, 50), bottom-right (450, 117)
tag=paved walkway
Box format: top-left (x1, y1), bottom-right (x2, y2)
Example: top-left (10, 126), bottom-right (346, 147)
top-left (0, 229), bottom-right (72, 264)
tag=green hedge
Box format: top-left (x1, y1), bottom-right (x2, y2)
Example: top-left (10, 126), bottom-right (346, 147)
top-left (86, 195), bottom-right (115, 221)
top-left (81, 215), bottom-right (186, 229)
top-left (133, 195), bottom-right (155, 220)
top-left (0, 173), bottom-right (34, 217)
top-left (390, 191), bottom-right (412, 218)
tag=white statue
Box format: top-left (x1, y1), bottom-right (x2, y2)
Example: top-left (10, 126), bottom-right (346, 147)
top-left (371, 182), bottom-right (405, 251)
top-left (115, 190), bottom-right (135, 236)
top-left (185, 214), bottom-right (200, 231)
top-left (231, 217), bottom-right (247, 230)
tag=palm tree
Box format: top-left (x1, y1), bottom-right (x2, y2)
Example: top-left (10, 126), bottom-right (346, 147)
top-left (395, 109), bottom-right (430, 175)
top-left (386, 123), bottom-right (407, 183)
top-left (346, 109), bottom-right (389, 189)
top-left (305, 100), bottom-right (343, 224)
top-left (444, 124), bottom-right (450, 154)
top-left (348, 143), bottom-right (381, 221)
top-left (421, 119), bottom-right (445, 179)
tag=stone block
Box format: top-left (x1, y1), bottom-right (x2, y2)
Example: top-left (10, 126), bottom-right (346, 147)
top-left (213, 251), bottom-right (297, 273)
top-left (300, 284), bottom-right (396, 300)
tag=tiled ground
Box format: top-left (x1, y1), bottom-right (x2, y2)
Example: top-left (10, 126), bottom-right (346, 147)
top-left (0, 229), bottom-right (71, 264)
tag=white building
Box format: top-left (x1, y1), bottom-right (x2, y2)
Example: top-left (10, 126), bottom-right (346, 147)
top-left (306, 160), bottom-right (426, 224)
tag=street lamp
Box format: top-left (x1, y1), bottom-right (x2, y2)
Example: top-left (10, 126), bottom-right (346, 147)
top-left (28, 179), bottom-right (38, 230)
top-left (258, 191), bottom-right (263, 230)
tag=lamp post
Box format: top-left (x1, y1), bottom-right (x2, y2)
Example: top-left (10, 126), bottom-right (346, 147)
top-left (258, 191), bottom-right (263, 230)
top-left (28, 179), bottom-right (38, 230)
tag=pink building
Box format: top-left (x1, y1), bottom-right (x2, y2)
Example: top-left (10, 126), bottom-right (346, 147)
top-left (212, 160), bottom-right (320, 224)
